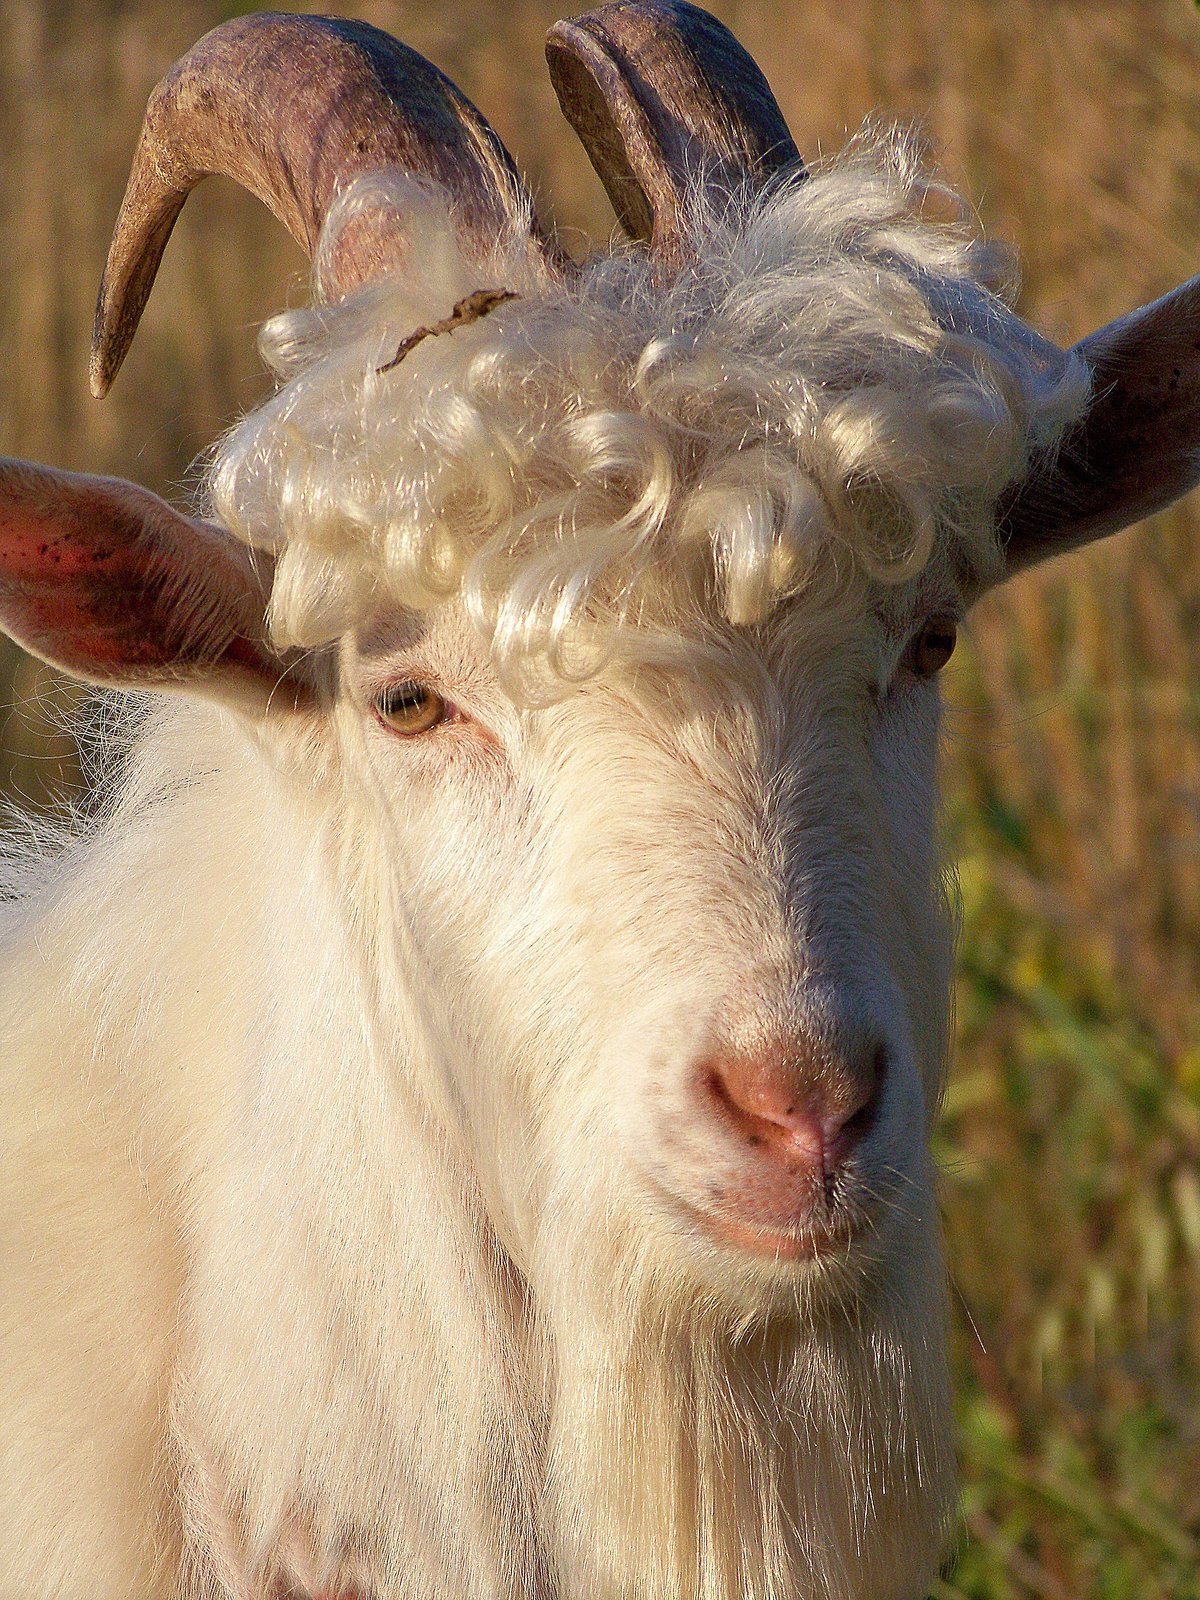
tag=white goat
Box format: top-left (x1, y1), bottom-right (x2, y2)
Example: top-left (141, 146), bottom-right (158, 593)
top-left (1, 6), bottom-right (1197, 1599)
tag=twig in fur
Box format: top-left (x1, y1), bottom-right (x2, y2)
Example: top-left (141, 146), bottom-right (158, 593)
top-left (377, 288), bottom-right (520, 373)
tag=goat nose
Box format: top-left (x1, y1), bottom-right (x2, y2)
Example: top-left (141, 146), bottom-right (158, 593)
top-left (702, 1033), bottom-right (885, 1174)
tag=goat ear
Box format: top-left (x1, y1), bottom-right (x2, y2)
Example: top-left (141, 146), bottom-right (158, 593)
top-left (0, 458), bottom-right (307, 713)
top-left (997, 275), bottom-right (1200, 574)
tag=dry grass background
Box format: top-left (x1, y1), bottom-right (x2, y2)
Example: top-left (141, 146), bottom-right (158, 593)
top-left (2, 0), bottom-right (1198, 1593)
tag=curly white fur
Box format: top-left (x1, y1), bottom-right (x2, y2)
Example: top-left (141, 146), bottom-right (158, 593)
top-left (212, 130), bottom-right (1086, 697)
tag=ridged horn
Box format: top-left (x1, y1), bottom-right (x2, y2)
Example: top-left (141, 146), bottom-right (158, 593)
top-left (92, 11), bottom-right (545, 398)
top-left (546, 0), bottom-right (803, 259)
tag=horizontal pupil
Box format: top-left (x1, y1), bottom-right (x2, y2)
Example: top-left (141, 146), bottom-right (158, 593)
top-left (383, 684), bottom-right (428, 712)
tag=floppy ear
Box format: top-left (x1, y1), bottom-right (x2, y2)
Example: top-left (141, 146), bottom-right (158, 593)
top-left (997, 274), bottom-right (1200, 574)
top-left (0, 457), bottom-right (307, 712)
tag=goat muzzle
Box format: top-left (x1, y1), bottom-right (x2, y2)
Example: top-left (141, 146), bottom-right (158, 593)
top-left (675, 1025), bottom-right (888, 1257)
top-left (702, 1031), bottom-right (884, 1177)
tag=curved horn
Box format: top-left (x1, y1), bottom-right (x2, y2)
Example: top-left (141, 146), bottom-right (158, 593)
top-left (92, 11), bottom-right (544, 398)
top-left (546, 0), bottom-right (802, 259)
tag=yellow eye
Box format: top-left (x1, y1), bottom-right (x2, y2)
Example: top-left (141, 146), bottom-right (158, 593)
top-left (374, 680), bottom-right (449, 736)
top-left (912, 619), bottom-right (958, 678)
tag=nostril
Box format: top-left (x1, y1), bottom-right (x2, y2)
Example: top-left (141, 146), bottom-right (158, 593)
top-left (704, 1062), bottom-right (825, 1162)
top-left (702, 1037), bottom-right (887, 1172)
top-left (826, 1042), bottom-right (888, 1160)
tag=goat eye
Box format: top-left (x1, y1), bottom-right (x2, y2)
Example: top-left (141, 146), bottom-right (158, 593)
top-left (912, 619), bottom-right (957, 677)
top-left (374, 681), bottom-right (448, 736)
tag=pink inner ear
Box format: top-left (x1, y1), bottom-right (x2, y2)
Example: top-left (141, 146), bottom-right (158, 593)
top-left (0, 457), bottom-right (298, 706)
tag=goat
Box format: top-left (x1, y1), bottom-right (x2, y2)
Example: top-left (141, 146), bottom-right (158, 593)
top-left (1, 5), bottom-right (1197, 1598)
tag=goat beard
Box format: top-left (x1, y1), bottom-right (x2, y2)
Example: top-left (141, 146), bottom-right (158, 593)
top-left (528, 1177), bottom-right (956, 1600)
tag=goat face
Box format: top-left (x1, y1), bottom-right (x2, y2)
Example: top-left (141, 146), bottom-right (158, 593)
top-left (340, 574), bottom-right (954, 1316)
top-left (3, 10), bottom-right (1198, 1593)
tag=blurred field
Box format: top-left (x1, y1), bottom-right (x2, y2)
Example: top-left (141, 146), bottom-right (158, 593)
top-left (2, 0), bottom-right (1199, 1593)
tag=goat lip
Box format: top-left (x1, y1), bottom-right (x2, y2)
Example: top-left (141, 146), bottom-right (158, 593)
top-left (691, 1206), bottom-right (859, 1262)
top-left (648, 1178), bottom-right (861, 1262)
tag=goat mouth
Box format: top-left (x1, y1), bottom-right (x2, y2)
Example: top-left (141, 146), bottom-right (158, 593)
top-left (646, 1177), bottom-right (864, 1264)
top-left (688, 1204), bottom-right (860, 1262)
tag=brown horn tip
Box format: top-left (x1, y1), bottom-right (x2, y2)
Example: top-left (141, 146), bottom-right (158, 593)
top-left (92, 11), bottom-right (543, 398)
top-left (546, 0), bottom-right (803, 259)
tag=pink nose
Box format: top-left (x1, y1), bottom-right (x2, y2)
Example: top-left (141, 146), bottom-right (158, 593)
top-left (702, 1032), bottom-right (884, 1177)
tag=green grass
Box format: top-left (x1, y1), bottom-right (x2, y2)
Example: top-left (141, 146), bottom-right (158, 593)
top-left (936, 797), bottom-right (1200, 1598)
